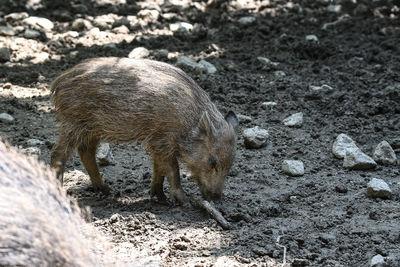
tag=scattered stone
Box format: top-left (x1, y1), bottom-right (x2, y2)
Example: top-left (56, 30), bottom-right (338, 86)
top-left (93, 15), bottom-right (115, 30)
top-left (327, 4), bottom-right (342, 13)
top-left (173, 242), bottom-right (188, 250)
top-left (23, 16), bottom-right (54, 31)
top-left (282, 160), bottom-right (304, 176)
top-left (96, 142), bottom-right (114, 166)
top-left (0, 113), bottom-right (14, 123)
top-left (5, 12), bottom-right (29, 22)
top-left (274, 70), bottom-right (286, 78)
top-left (156, 49), bottom-right (169, 58)
top-left (137, 9), bottom-right (160, 22)
top-left (31, 52), bottom-right (49, 64)
top-left (373, 141), bottom-right (397, 165)
top-left (0, 26), bottom-right (15, 36)
top-left (21, 147), bottom-right (41, 156)
top-left (242, 126), bottom-right (269, 149)
top-left (283, 112), bottom-right (303, 127)
top-left (335, 185), bottom-right (348, 193)
top-left (309, 84), bottom-right (333, 92)
top-left (343, 148), bottom-right (377, 170)
top-left (237, 114), bottom-right (252, 124)
top-left (238, 16), bottom-right (256, 26)
top-left (104, 42), bottom-right (117, 49)
top-left (370, 254), bottom-right (386, 267)
top-left (26, 139), bottom-right (45, 146)
top-left (112, 25), bottom-right (130, 34)
top-left (261, 101), bottom-right (277, 110)
top-left (3, 83), bottom-right (12, 89)
top-left (24, 29), bottom-right (41, 39)
top-left (367, 179), bottom-right (392, 199)
top-left (71, 18), bottom-right (92, 31)
top-left (170, 22), bottom-right (193, 32)
top-left (109, 213), bottom-right (122, 224)
top-left (196, 60), bottom-right (217, 74)
top-left (257, 57), bottom-right (279, 68)
top-left (128, 47), bottom-right (150, 59)
top-left (0, 47), bottom-right (11, 62)
top-left (305, 34), bottom-right (319, 43)
top-left (332, 134), bottom-right (358, 159)
top-left (176, 56), bottom-right (197, 69)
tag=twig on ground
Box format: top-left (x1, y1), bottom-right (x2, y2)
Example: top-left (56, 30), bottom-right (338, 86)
top-left (276, 235), bottom-right (287, 266)
top-left (190, 198), bottom-right (231, 230)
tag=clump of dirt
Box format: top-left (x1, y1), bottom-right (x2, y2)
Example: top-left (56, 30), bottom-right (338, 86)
top-left (1, 0), bottom-right (400, 266)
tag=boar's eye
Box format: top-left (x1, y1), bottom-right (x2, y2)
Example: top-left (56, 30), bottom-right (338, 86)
top-left (208, 156), bottom-right (217, 170)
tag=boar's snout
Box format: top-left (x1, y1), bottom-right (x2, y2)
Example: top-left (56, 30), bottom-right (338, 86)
top-left (199, 183), bottom-right (223, 201)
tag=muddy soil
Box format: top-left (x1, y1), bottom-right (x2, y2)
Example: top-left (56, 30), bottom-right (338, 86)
top-left (1, 0), bottom-right (400, 266)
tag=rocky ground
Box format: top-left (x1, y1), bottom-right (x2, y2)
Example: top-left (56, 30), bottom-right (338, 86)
top-left (1, 0), bottom-right (400, 266)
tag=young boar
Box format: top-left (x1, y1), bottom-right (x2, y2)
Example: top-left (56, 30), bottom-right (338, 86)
top-left (50, 57), bottom-right (238, 204)
top-left (0, 141), bottom-right (106, 266)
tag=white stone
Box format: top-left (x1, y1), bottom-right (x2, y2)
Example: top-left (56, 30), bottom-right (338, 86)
top-left (0, 113), bottom-right (14, 122)
top-left (104, 42), bottom-right (117, 49)
top-left (367, 179), bottom-right (392, 199)
top-left (261, 102), bottom-right (277, 109)
top-left (373, 141), bottom-right (397, 165)
top-left (343, 148), bottom-right (377, 170)
top-left (24, 29), bottom-right (41, 39)
top-left (71, 18), bottom-right (92, 31)
top-left (283, 112), bottom-right (303, 127)
top-left (274, 70), bottom-right (286, 77)
top-left (370, 254), bottom-right (385, 267)
top-left (332, 134), bottom-right (358, 159)
top-left (0, 47), bottom-right (11, 62)
top-left (26, 139), bottom-right (44, 146)
top-left (282, 160), bottom-right (304, 176)
top-left (96, 142), bottom-right (114, 166)
top-left (170, 22), bottom-right (193, 32)
top-left (257, 57), bottom-right (279, 67)
top-left (137, 9), bottom-right (160, 21)
top-left (128, 47), bottom-right (149, 59)
top-left (176, 56), bottom-right (197, 69)
top-left (243, 126), bottom-right (269, 149)
top-left (32, 52), bottom-right (49, 64)
top-left (196, 60), bottom-right (217, 74)
top-left (5, 12), bottom-right (29, 21)
top-left (237, 114), bottom-right (252, 123)
top-left (21, 147), bottom-right (41, 156)
top-left (238, 16), bottom-right (256, 26)
top-left (306, 34), bottom-right (319, 42)
top-left (23, 16), bottom-right (54, 31)
top-left (309, 84), bottom-right (333, 92)
top-left (0, 26), bottom-right (16, 36)
top-left (327, 4), bottom-right (342, 13)
top-left (112, 25), bottom-right (129, 34)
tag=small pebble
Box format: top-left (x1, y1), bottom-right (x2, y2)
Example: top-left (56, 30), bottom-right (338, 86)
top-left (23, 16), bottom-right (54, 31)
top-left (0, 47), bottom-right (11, 62)
top-left (21, 147), bottom-right (41, 156)
top-left (283, 112), bottom-right (303, 127)
top-left (170, 22), bottom-right (193, 32)
top-left (176, 56), bottom-right (197, 69)
top-left (373, 141), bottom-right (397, 165)
top-left (332, 133), bottom-right (358, 159)
top-left (0, 113), bottom-right (15, 123)
top-left (0, 26), bottom-right (16, 36)
top-left (274, 70), bottom-right (286, 77)
top-left (24, 29), bottom-right (41, 39)
top-left (261, 101), bottom-right (277, 110)
top-left (242, 126), bottom-right (269, 149)
top-left (367, 178), bottom-right (392, 199)
top-left (26, 139), bottom-right (45, 146)
top-left (137, 9), bottom-right (160, 22)
top-left (343, 148), bottom-right (377, 170)
top-left (305, 34), bottom-right (319, 43)
top-left (237, 114), bottom-right (252, 124)
top-left (128, 47), bottom-right (149, 59)
top-left (109, 213), bottom-right (122, 223)
top-left (238, 16), bottom-right (256, 26)
top-left (370, 254), bottom-right (386, 267)
top-left (112, 25), bottom-right (129, 34)
top-left (282, 160), bottom-right (304, 176)
top-left (257, 57), bottom-right (279, 68)
top-left (196, 60), bottom-right (217, 74)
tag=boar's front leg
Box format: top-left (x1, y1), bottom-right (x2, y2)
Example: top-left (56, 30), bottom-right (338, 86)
top-left (150, 154), bottom-right (187, 205)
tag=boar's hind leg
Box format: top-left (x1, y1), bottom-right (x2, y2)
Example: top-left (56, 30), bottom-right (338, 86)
top-left (77, 137), bottom-right (110, 194)
top-left (150, 154), bottom-right (187, 205)
top-left (50, 133), bottom-right (74, 185)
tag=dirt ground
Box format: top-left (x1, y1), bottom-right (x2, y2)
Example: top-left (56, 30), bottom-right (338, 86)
top-left (1, 0), bottom-right (400, 266)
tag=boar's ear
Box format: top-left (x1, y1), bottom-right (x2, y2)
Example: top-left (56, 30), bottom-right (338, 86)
top-left (199, 111), bottom-right (216, 137)
top-left (225, 111), bottom-right (239, 133)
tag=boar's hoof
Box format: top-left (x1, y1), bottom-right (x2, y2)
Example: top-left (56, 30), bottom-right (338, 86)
top-left (170, 189), bottom-right (189, 205)
top-left (93, 183), bottom-right (111, 195)
top-left (150, 187), bottom-right (168, 205)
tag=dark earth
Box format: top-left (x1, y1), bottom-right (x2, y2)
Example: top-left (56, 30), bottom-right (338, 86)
top-left (1, 0), bottom-right (400, 266)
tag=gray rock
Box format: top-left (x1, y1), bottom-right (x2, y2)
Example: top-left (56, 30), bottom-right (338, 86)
top-left (128, 47), bottom-right (149, 59)
top-left (274, 70), bottom-right (286, 78)
top-left (112, 25), bottom-right (130, 34)
top-left (243, 126), bottom-right (269, 149)
top-left (238, 16), bottom-right (256, 26)
top-left (104, 42), bottom-right (117, 49)
top-left (170, 22), bottom-right (193, 32)
top-left (156, 49), bottom-right (169, 58)
top-left (332, 133), bottom-right (358, 159)
top-left (367, 179), bottom-right (392, 199)
top-left (196, 60), bottom-right (217, 74)
top-left (237, 114), bottom-right (252, 124)
top-left (0, 113), bottom-right (14, 122)
top-left (71, 18), bottom-right (92, 31)
top-left (327, 4), bottom-right (342, 13)
top-left (5, 12), bottom-right (29, 22)
top-left (23, 16), bottom-right (54, 31)
top-left (282, 160), bottom-right (304, 176)
top-left (0, 47), bottom-right (11, 62)
top-left (0, 26), bottom-right (16, 36)
top-left (283, 112), bottom-right (303, 127)
top-left (305, 34), bottom-right (319, 43)
top-left (373, 141), bottom-right (397, 165)
top-left (257, 57), bottom-right (279, 68)
top-left (21, 147), bottom-right (41, 156)
top-left (96, 142), bottom-right (114, 166)
top-left (24, 29), bottom-right (41, 39)
top-left (309, 84), bottom-right (333, 92)
top-left (176, 56), bottom-right (197, 69)
top-left (343, 148), bottom-right (377, 170)
top-left (26, 139), bottom-right (44, 146)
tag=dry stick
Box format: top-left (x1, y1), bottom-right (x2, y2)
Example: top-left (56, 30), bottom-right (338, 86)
top-left (276, 235), bottom-right (287, 266)
top-left (190, 198), bottom-right (231, 230)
